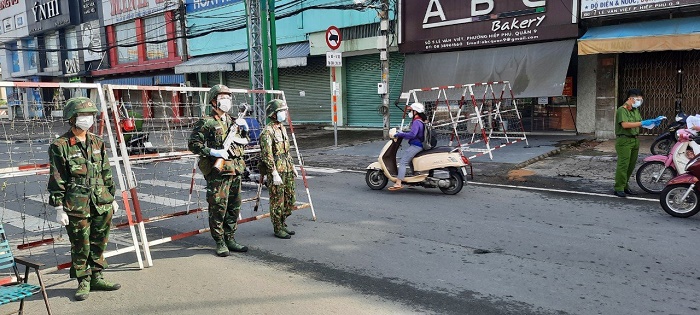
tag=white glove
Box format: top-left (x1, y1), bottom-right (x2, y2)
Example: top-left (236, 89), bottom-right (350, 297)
top-left (112, 200), bottom-right (119, 213)
top-left (293, 167), bottom-right (299, 178)
top-left (389, 127), bottom-right (397, 138)
top-left (210, 148), bottom-right (229, 159)
top-left (55, 206), bottom-right (69, 226)
top-left (235, 118), bottom-right (249, 132)
top-left (272, 170), bottom-right (283, 185)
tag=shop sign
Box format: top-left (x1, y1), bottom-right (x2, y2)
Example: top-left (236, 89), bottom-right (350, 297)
top-left (64, 56), bottom-right (80, 75)
top-left (399, 0), bottom-right (579, 53)
top-left (581, 0), bottom-right (700, 18)
top-left (563, 76), bottom-right (573, 96)
top-left (81, 20), bottom-right (103, 61)
top-left (80, 0), bottom-right (99, 22)
top-left (103, 0), bottom-right (178, 26)
top-left (186, 0), bottom-right (241, 14)
top-left (0, 0), bottom-right (21, 12)
top-left (26, 0), bottom-right (78, 35)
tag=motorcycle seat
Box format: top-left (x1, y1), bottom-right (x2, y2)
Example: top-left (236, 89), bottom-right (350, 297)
top-left (415, 146), bottom-right (454, 157)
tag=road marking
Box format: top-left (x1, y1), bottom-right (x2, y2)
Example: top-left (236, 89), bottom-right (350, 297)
top-left (468, 181), bottom-right (658, 202)
top-left (0, 206), bottom-right (60, 232)
top-left (137, 193), bottom-right (190, 207)
top-left (300, 166), bottom-right (342, 173)
top-left (140, 179), bottom-right (205, 191)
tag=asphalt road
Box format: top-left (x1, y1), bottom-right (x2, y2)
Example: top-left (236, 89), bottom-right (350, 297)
top-left (124, 168), bottom-right (698, 314)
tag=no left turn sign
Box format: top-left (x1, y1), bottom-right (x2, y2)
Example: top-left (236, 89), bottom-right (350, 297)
top-left (326, 26), bottom-right (341, 50)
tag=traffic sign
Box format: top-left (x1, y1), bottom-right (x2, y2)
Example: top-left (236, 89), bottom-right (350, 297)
top-left (326, 52), bottom-right (342, 67)
top-left (325, 26), bottom-right (342, 50)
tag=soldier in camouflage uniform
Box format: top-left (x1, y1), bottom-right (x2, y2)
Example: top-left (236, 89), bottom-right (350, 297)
top-left (188, 84), bottom-right (249, 256)
top-left (260, 99), bottom-right (298, 239)
top-left (47, 97), bottom-right (121, 301)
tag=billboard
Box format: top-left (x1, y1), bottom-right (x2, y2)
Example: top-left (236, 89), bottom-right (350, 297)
top-left (581, 0), bottom-right (700, 18)
top-left (102, 0), bottom-right (177, 26)
top-left (399, 0), bottom-right (579, 53)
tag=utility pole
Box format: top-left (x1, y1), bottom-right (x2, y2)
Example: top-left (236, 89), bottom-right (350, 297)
top-left (245, 0), bottom-right (266, 119)
top-left (379, 0), bottom-right (390, 139)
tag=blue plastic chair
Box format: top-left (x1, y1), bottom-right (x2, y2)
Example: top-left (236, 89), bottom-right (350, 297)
top-left (0, 224), bottom-right (51, 314)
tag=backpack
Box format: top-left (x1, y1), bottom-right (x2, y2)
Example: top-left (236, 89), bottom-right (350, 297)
top-left (422, 121), bottom-right (437, 150)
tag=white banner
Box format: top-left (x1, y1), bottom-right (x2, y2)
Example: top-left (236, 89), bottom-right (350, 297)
top-left (102, 0), bottom-right (178, 26)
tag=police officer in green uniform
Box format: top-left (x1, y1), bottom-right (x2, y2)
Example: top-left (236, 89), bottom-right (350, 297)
top-left (259, 99), bottom-right (298, 239)
top-left (188, 84), bottom-right (249, 256)
top-left (48, 97), bottom-right (121, 301)
top-left (614, 89), bottom-right (664, 197)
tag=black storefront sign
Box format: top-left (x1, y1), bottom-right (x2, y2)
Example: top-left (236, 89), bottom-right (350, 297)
top-left (400, 0), bottom-right (579, 53)
top-left (26, 0), bottom-right (80, 35)
top-left (80, 0), bottom-right (98, 22)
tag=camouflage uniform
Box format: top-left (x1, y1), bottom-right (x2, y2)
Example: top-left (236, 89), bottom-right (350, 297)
top-left (188, 85), bottom-right (247, 253)
top-left (260, 100), bottom-right (296, 237)
top-left (48, 131), bottom-right (115, 278)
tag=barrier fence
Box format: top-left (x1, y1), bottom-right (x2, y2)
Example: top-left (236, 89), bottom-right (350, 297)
top-left (0, 82), bottom-right (316, 271)
top-left (401, 81), bottom-right (528, 160)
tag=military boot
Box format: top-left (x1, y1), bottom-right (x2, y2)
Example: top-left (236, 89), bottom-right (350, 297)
top-left (225, 239), bottom-right (249, 252)
top-left (215, 241), bottom-right (230, 257)
top-left (283, 223), bottom-right (295, 235)
top-left (274, 230), bottom-right (291, 239)
top-left (91, 272), bottom-right (121, 291)
top-left (75, 276), bottom-right (91, 301)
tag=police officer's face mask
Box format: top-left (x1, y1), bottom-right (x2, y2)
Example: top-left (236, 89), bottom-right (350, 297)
top-left (217, 95), bottom-right (232, 113)
top-left (75, 115), bottom-right (94, 130)
top-left (632, 97), bottom-right (643, 108)
top-left (277, 110), bottom-right (287, 123)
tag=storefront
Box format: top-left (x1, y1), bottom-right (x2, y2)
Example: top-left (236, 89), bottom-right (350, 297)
top-left (345, 53), bottom-right (405, 127)
top-left (0, 0), bottom-right (31, 119)
top-left (398, 0), bottom-right (579, 132)
top-left (577, 1), bottom-right (700, 139)
top-left (92, 0), bottom-right (184, 119)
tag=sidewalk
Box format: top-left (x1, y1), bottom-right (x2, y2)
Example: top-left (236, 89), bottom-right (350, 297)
top-left (12, 243), bottom-right (423, 315)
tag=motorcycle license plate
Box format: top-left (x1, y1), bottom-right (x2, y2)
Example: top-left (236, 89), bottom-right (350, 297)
top-left (144, 142), bottom-right (153, 148)
top-left (461, 167), bottom-right (468, 177)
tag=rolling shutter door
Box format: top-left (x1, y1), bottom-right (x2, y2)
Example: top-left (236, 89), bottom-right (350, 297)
top-left (277, 57), bottom-right (329, 123)
top-left (346, 53), bottom-right (405, 127)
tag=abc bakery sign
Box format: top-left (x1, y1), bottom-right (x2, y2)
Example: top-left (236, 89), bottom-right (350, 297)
top-left (400, 0), bottom-right (578, 53)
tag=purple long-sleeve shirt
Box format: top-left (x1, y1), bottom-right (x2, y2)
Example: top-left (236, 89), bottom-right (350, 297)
top-left (396, 118), bottom-right (424, 147)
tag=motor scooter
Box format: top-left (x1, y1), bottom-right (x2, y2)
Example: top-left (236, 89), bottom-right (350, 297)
top-left (660, 153), bottom-right (700, 218)
top-left (650, 99), bottom-right (687, 155)
top-left (636, 130), bottom-right (696, 194)
top-left (365, 133), bottom-right (473, 195)
top-left (116, 105), bottom-right (156, 155)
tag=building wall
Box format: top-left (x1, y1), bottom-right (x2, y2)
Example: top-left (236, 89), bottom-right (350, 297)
top-left (187, 0), bottom-right (380, 57)
top-left (595, 54), bottom-right (618, 140)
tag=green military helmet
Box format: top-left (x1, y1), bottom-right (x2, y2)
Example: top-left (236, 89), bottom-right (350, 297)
top-left (63, 97), bottom-right (98, 120)
top-left (265, 99), bottom-right (288, 118)
top-left (207, 84), bottom-right (231, 105)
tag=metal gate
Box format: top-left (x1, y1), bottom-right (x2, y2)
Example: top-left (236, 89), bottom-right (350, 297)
top-left (346, 53), bottom-right (405, 127)
top-left (619, 51), bottom-right (700, 133)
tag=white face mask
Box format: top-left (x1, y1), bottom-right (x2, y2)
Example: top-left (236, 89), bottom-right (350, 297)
top-left (75, 115), bottom-right (94, 131)
top-left (276, 111), bottom-right (287, 123)
top-left (217, 98), bottom-right (232, 113)
top-left (632, 98), bottom-right (643, 108)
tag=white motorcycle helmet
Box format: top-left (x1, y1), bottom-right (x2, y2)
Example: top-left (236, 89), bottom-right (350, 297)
top-left (410, 102), bottom-right (425, 113)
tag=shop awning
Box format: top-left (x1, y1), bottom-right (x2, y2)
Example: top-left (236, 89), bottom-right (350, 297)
top-left (96, 76), bottom-right (153, 86)
top-left (578, 17), bottom-right (700, 55)
top-left (154, 74), bottom-right (185, 85)
top-left (174, 52), bottom-right (247, 74)
top-left (402, 40), bottom-right (575, 98)
top-left (235, 42), bottom-right (310, 71)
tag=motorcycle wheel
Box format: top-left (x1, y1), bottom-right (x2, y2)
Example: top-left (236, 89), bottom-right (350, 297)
top-left (635, 161), bottom-right (677, 194)
top-left (650, 138), bottom-right (674, 155)
top-left (660, 184), bottom-right (700, 218)
top-left (439, 168), bottom-right (464, 195)
top-left (365, 169), bottom-right (388, 190)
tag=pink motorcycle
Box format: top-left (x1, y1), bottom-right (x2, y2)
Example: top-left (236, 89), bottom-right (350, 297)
top-left (636, 129), bottom-right (695, 194)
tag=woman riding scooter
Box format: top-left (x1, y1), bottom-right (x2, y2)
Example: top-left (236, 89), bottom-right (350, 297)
top-left (389, 102), bottom-right (427, 191)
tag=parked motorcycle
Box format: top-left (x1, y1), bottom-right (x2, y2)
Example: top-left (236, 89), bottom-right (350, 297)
top-left (660, 153), bottom-right (700, 218)
top-left (636, 130), bottom-right (695, 193)
top-left (650, 99), bottom-right (687, 155)
top-left (365, 131), bottom-right (472, 195)
top-left (117, 105), bottom-right (156, 155)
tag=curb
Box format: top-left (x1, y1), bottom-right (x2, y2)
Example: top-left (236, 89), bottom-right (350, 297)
top-left (512, 139), bottom-right (588, 170)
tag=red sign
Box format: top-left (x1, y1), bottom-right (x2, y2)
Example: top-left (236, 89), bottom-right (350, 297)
top-left (325, 26), bottom-right (341, 50)
top-left (563, 76), bottom-right (573, 96)
top-left (400, 0), bottom-right (579, 53)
